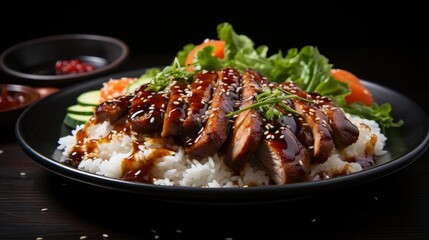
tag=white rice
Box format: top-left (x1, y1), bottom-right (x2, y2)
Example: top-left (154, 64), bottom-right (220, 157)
top-left (57, 114), bottom-right (387, 187)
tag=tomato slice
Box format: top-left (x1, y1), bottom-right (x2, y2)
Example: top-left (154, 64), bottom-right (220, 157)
top-left (331, 69), bottom-right (373, 106)
top-left (185, 40), bottom-right (225, 71)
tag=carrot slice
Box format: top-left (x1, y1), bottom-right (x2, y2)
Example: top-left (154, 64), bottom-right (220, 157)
top-left (99, 78), bottom-right (136, 103)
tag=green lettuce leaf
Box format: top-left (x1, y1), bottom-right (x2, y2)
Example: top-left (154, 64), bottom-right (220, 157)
top-left (342, 102), bottom-right (404, 132)
top-left (176, 44), bottom-right (195, 66)
top-left (193, 46), bottom-right (223, 71)
top-left (175, 22), bottom-right (402, 131)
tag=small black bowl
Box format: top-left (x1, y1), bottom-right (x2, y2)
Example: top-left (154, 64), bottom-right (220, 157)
top-left (0, 84), bottom-right (40, 129)
top-left (0, 34), bottom-right (129, 87)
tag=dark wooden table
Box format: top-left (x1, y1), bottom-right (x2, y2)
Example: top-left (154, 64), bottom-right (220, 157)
top-left (1, 50), bottom-right (428, 239)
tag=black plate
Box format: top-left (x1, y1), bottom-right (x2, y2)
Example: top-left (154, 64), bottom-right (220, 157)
top-left (15, 69), bottom-right (429, 204)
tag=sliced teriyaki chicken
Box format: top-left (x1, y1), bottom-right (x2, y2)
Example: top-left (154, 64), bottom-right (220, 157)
top-left (293, 100), bottom-right (335, 163)
top-left (279, 82), bottom-right (359, 161)
top-left (94, 95), bottom-right (132, 124)
top-left (182, 70), bottom-right (217, 138)
top-left (185, 68), bottom-right (240, 159)
top-left (127, 85), bottom-right (169, 133)
top-left (161, 82), bottom-right (189, 137)
top-left (224, 69), bottom-right (264, 170)
top-left (310, 93), bottom-right (359, 149)
top-left (256, 119), bottom-right (310, 184)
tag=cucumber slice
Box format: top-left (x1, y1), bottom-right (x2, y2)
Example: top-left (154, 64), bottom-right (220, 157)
top-left (67, 104), bottom-right (95, 115)
top-left (77, 90), bottom-right (100, 106)
top-left (126, 76), bottom-right (152, 93)
top-left (63, 113), bottom-right (92, 128)
top-left (126, 68), bottom-right (160, 93)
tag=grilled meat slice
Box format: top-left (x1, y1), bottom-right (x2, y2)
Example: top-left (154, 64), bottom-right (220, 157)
top-left (182, 70), bottom-right (217, 137)
top-left (280, 82), bottom-right (335, 163)
top-left (161, 83), bottom-right (189, 137)
top-left (127, 85), bottom-right (168, 133)
top-left (94, 95), bottom-right (132, 124)
top-left (293, 100), bottom-right (334, 163)
top-left (185, 68), bottom-right (240, 159)
top-left (224, 69), bottom-right (264, 170)
top-left (280, 81), bottom-right (358, 151)
top-left (256, 120), bottom-right (310, 184)
top-left (294, 115), bottom-right (314, 147)
top-left (312, 93), bottom-right (359, 149)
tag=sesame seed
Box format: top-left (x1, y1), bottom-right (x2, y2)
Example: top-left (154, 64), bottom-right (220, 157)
top-left (36, 237), bottom-right (43, 240)
top-left (197, 86), bottom-right (202, 90)
top-left (80, 236), bottom-right (87, 240)
top-left (150, 117), bottom-right (155, 123)
top-left (20, 172), bottom-right (26, 176)
top-left (279, 135), bottom-right (284, 139)
top-left (264, 131), bottom-right (269, 135)
top-left (299, 160), bottom-right (304, 166)
top-left (173, 101), bottom-right (180, 105)
top-left (103, 233), bottom-right (109, 238)
top-left (194, 134), bottom-right (202, 143)
top-left (155, 235), bottom-right (160, 239)
top-left (41, 208), bottom-right (48, 212)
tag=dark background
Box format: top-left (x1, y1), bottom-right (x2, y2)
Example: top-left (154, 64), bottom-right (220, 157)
top-left (1, 4), bottom-right (428, 112)
top-left (1, 4), bottom-right (429, 240)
